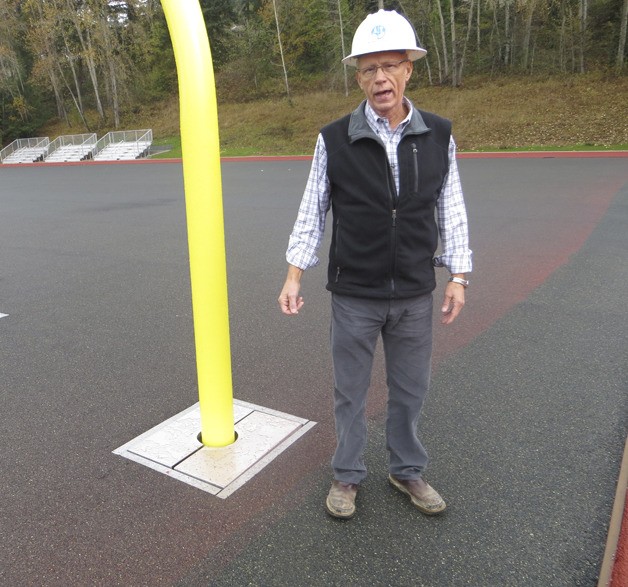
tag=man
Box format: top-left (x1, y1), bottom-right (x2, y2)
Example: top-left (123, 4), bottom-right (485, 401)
top-left (278, 9), bottom-right (472, 520)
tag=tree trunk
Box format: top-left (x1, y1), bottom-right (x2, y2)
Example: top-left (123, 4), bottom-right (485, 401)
top-left (489, 2), bottom-right (502, 68)
top-left (49, 69), bottom-right (69, 124)
top-left (85, 41), bottom-right (105, 120)
top-left (271, 0), bottom-right (290, 102)
top-left (431, 30), bottom-right (443, 83)
top-left (476, 0), bottom-right (481, 57)
top-left (578, 0), bottom-right (588, 73)
top-left (436, 0), bottom-right (449, 79)
top-left (457, 0), bottom-right (475, 86)
top-left (57, 61), bottom-right (90, 130)
top-left (449, 0), bottom-right (457, 85)
top-left (424, 51), bottom-right (433, 85)
top-left (617, 0), bottom-right (627, 72)
top-left (559, 8), bottom-right (567, 72)
top-left (109, 59), bottom-right (120, 128)
top-left (337, 0), bottom-right (348, 97)
top-left (522, 0), bottom-right (536, 70)
top-left (61, 29), bottom-right (85, 117)
top-left (504, 0), bottom-right (511, 66)
top-left (64, 0), bottom-right (104, 120)
top-left (569, 5), bottom-right (577, 71)
top-left (67, 55), bottom-right (84, 115)
top-left (98, 14), bottom-right (122, 128)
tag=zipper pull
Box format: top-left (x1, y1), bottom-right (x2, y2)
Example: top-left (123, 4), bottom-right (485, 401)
top-left (392, 209), bottom-right (397, 227)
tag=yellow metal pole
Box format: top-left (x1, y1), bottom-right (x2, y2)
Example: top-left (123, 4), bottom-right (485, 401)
top-left (161, 0), bottom-right (235, 447)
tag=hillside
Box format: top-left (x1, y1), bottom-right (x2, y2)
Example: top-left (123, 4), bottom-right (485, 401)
top-left (39, 73), bottom-right (628, 155)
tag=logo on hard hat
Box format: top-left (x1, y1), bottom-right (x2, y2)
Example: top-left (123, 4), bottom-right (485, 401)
top-left (371, 25), bottom-right (386, 39)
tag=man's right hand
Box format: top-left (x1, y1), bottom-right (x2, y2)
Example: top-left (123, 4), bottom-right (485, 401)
top-left (278, 265), bottom-right (305, 315)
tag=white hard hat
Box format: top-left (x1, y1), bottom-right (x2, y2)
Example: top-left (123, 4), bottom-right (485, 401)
top-left (342, 9), bottom-right (426, 67)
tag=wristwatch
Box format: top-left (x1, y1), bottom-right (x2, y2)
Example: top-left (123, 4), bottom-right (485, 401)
top-left (448, 276), bottom-right (469, 288)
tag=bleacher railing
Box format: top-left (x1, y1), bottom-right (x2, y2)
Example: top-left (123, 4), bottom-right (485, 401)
top-left (93, 129), bottom-right (153, 160)
top-left (45, 133), bottom-right (97, 161)
top-left (0, 137), bottom-right (50, 163)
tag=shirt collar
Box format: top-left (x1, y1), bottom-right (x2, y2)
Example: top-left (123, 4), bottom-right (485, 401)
top-left (365, 97), bottom-right (413, 132)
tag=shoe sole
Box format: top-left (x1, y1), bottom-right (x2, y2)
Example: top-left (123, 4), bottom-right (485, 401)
top-left (388, 475), bottom-right (446, 515)
top-left (325, 497), bottom-right (355, 519)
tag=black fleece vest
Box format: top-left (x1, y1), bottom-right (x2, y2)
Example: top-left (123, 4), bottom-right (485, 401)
top-left (321, 104), bottom-right (451, 299)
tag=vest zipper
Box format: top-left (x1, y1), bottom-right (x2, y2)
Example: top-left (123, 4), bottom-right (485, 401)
top-left (391, 207), bottom-right (397, 295)
top-left (385, 156), bottom-right (397, 296)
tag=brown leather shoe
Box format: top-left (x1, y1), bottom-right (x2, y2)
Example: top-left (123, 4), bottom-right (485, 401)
top-left (388, 474), bottom-right (446, 515)
top-left (325, 480), bottom-right (358, 519)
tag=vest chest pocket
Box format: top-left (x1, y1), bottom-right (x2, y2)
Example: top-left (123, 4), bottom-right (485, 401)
top-left (403, 138), bottom-right (449, 202)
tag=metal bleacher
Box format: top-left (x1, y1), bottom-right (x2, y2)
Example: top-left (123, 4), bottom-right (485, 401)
top-left (93, 129), bottom-right (153, 161)
top-left (44, 133), bottom-right (97, 162)
top-left (1, 129), bottom-right (153, 165)
top-left (0, 137), bottom-right (50, 164)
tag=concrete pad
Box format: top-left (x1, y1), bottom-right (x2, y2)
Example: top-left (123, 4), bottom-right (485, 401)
top-left (113, 400), bottom-right (316, 498)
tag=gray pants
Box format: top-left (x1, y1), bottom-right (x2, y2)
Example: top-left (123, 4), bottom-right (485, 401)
top-left (330, 293), bottom-right (433, 484)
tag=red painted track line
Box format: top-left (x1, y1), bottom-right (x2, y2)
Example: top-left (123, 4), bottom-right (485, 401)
top-left (457, 151), bottom-right (628, 159)
top-left (1, 151), bottom-right (626, 168)
top-left (0, 157), bottom-right (180, 167)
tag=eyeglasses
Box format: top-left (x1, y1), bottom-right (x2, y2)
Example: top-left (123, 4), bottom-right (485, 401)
top-left (356, 59), bottom-right (410, 79)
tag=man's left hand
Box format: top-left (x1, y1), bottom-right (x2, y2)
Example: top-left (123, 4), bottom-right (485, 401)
top-left (441, 282), bottom-right (465, 325)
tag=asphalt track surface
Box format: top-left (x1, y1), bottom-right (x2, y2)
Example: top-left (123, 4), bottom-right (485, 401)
top-left (1, 154), bottom-right (626, 586)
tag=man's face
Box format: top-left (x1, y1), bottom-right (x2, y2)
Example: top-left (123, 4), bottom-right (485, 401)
top-left (355, 51), bottom-right (413, 121)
